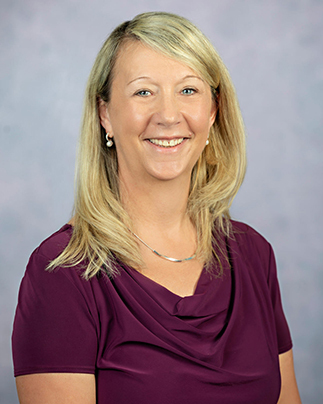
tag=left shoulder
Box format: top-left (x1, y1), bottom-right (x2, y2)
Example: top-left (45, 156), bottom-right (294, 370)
top-left (229, 220), bottom-right (274, 269)
top-left (231, 220), bottom-right (271, 247)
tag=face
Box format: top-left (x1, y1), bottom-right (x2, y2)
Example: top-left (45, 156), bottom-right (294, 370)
top-left (99, 41), bottom-right (216, 187)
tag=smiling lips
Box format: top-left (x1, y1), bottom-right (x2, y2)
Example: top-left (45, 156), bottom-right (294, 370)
top-left (148, 138), bottom-right (184, 148)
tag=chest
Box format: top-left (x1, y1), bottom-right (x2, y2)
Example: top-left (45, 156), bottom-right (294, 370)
top-left (94, 260), bottom-right (281, 404)
top-left (138, 255), bottom-right (205, 297)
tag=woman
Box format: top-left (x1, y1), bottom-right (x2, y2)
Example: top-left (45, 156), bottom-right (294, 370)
top-left (12, 12), bottom-right (301, 404)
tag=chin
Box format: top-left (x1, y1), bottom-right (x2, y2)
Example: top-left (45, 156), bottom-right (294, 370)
top-left (147, 166), bottom-right (192, 183)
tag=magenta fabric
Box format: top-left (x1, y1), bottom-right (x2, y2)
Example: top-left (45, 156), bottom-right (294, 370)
top-left (12, 221), bottom-right (292, 404)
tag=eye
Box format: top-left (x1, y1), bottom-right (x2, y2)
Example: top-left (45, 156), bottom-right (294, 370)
top-left (135, 90), bottom-right (152, 97)
top-left (182, 88), bottom-right (197, 95)
top-left (181, 87), bottom-right (197, 95)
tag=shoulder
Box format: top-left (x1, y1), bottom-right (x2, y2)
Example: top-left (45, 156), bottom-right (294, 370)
top-left (24, 224), bottom-right (86, 288)
top-left (33, 223), bottom-right (73, 262)
top-left (13, 226), bottom-right (99, 378)
top-left (231, 220), bottom-right (269, 242)
top-left (17, 225), bottom-right (99, 327)
top-left (229, 220), bottom-right (274, 275)
top-left (230, 220), bottom-right (272, 251)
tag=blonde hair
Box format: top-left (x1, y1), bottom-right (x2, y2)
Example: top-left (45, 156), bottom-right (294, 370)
top-left (48, 12), bottom-right (246, 278)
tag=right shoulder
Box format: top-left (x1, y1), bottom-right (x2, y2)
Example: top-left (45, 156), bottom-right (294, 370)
top-left (13, 225), bottom-right (99, 378)
top-left (24, 224), bottom-right (85, 285)
top-left (33, 223), bottom-right (73, 262)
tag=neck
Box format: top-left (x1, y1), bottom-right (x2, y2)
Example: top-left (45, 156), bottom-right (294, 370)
top-left (120, 173), bottom-right (192, 235)
top-left (119, 171), bottom-right (198, 265)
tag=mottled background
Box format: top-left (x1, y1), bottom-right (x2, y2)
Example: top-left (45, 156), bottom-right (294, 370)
top-left (1, 0), bottom-right (322, 403)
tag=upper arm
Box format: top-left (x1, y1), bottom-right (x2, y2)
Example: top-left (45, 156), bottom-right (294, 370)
top-left (278, 349), bottom-right (302, 404)
top-left (12, 252), bottom-right (98, 377)
top-left (16, 373), bottom-right (96, 404)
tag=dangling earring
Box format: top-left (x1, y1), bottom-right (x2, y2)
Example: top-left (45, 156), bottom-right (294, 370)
top-left (106, 132), bottom-right (113, 148)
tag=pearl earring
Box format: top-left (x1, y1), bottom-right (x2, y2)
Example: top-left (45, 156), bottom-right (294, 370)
top-left (206, 138), bottom-right (209, 146)
top-left (106, 132), bottom-right (113, 148)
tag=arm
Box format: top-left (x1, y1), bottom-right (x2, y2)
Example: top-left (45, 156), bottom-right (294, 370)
top-left (277, 349), bottom-right (302, 404)
top-left (13, 246), bottom-right (99, 404)
top-left (16, 373), bottom-right (95, 404)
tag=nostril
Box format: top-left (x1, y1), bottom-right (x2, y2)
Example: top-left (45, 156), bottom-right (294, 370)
top-left (153, 100), bottom-right (182, 126)
top-left (157, 119), bottom-right (181, 126)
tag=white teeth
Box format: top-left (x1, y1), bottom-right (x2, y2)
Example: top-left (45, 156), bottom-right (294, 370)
top-left (149, 138), bottom-right (184, 147)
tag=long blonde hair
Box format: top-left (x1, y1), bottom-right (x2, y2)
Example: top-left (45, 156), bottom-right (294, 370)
top-left (48, 12), bottom-right (246, 278)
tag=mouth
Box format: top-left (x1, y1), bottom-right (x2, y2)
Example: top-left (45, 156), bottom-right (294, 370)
top-left (148, 138), bottom-right (184, 148)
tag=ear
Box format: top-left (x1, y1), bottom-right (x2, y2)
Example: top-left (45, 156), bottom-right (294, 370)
top-left (209, 99), bottom-right (217, 129)
top-left (98, 98), bottom-right (112, 133)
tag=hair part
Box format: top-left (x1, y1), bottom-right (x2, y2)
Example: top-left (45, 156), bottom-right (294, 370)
top-left (48, 11), bottom-right (246, 278)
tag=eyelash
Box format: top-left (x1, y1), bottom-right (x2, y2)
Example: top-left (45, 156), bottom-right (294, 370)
top-left (135, 90), bottom-right (152, 97)
top-left (181, 88), bottom-right (197, 95)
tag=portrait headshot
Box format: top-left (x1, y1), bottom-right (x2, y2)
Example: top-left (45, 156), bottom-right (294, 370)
top-left (1, 1), bottom-right (322, 403)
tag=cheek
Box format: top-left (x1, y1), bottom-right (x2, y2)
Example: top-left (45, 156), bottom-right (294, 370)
top-left (188, 96), bottom-right (214, 124)
top-left (111, 103), bottom-right (149, 136)
top-left (190, 106), bottom-right (214, 132)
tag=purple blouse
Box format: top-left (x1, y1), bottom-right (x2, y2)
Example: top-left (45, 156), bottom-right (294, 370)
top-left (12, 221), bottom-right (292, 404)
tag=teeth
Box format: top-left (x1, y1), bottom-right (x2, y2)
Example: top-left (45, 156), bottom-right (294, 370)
top-left (149, 138), bottom-right (184, 147)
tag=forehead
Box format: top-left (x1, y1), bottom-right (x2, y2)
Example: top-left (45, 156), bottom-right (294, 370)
top-left (112, 40), bottom-right (200, 81)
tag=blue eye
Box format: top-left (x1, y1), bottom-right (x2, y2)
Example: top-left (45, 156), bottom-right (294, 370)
top-left (182, 88), bottom-right (196, 95)
top-left (135, 90), bottom-right (151, 97)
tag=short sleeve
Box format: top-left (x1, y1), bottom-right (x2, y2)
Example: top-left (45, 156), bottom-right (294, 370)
top-left (231, 221), bottom-right (293, 356)
top-left (12, 248), bottom-right (98, 377)
top-left (267, 245), bottom-right (293, 354)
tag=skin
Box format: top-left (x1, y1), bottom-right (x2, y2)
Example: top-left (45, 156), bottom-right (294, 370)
top-left (15, 41), bottom-right (302, 403)
top-left (16, 373), bottom-right (95, 404)
top-left (277, 350), bottom-right (302, 403)
top-left (99, 40), bottom-right (216, 297)
top-left (99, 40), bottom-right (216, 186)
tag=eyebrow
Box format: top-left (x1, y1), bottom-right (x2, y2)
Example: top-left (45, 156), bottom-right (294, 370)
top-left (182, 75), bottom-right (204, 82)
top-left (127, 75), bottom-right (204, 86)
top-left (127, 76), bottom-right (151, 86)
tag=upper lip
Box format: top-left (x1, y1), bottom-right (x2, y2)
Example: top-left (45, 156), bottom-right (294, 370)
top-left (145, 135), bottom-right (190, 140)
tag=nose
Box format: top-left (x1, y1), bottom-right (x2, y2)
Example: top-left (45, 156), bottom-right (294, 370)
top-left (152, 92), bottom-right (182, 127)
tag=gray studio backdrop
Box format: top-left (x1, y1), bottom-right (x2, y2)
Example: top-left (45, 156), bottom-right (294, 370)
top-left (1, 0), bottom-right (322, 403)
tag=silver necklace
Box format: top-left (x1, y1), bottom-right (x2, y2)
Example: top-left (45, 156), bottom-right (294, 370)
top-left (130, 230), bottom-right (197, 263)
